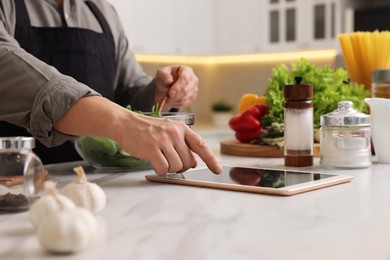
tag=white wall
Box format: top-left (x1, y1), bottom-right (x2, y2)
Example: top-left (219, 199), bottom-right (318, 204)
top-left (107, 0), bottom-right (216, 55)
top-left (215, 0), bottom-right (265, 54)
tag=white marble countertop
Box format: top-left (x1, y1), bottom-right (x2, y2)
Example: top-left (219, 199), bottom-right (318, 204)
top-left (1, 129), bottom-right (390, 260)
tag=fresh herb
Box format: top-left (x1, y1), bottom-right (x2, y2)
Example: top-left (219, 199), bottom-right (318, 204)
top-left (125, 105), bottom-right (142, 114)
top-left (151, 103), bottom-right (163, 117)
top-left (252, 122), bottom-right (284, 149)
top-left (263, 59), bottom-right (370, 128)
top-left (126, 104), bottom-right (162, 117)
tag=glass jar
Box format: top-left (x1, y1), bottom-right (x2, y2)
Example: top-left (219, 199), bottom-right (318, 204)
top-left (75, 112), bottom-right (195, 171)
top-left (372, 69), bottom-right (390, 98)
top-left (0, 137), bottom-right (45, 211)
top-left (320, 101), bottom-right (371, 169)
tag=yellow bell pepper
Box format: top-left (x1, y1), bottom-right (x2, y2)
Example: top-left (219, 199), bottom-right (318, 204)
top-left (237, 93), bottom-right (267, 113)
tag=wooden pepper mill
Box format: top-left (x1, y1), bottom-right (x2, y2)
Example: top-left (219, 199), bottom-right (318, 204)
top-left (283, 76), bottom-right (314, 167)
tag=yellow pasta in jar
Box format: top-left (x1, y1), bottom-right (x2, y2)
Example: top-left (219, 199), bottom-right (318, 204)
top-left (338, 30), bottom-right (390, 92)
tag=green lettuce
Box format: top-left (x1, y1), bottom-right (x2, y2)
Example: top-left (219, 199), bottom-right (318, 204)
top-left (263, 59), bottom-right (370, 128)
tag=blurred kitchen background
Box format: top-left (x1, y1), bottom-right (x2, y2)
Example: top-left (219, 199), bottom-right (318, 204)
top-left (107, 0), bottom-right (390, 125)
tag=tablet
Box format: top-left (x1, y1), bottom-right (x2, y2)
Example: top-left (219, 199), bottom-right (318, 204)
top-left (145, 166), bottom-right (353, 196)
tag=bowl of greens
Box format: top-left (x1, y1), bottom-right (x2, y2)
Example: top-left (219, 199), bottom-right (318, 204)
top-left (74, 136), bottom-right (151, 171)
top-left (74, 112), bottom-right (195, 171)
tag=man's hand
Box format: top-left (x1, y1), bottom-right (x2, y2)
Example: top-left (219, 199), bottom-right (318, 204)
top-left (154, 65), bottom-right (198, 111)
top-left (54, 96), bottom-right (223, 176)
top-left (115, 112), bottom-right (222, 176)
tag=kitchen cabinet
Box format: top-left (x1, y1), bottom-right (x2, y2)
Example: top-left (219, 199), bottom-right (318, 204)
top-left (108, 0), bottom-right (215, 55)
top-left (214, 0), bottom-right (344, 54)
top-left (108, 0), bottom-right (348, 55)
top-left (263, 0), bottom-right (342, 52)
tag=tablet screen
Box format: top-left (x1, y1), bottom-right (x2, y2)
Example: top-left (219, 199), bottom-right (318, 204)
top-left (165, 167), bottom-right (336, 188)
top-left (146, 166), bottom-right (353, 195)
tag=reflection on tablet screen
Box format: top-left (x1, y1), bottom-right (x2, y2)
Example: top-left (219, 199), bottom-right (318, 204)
top-left (167, 167), bottom-right (336, 189)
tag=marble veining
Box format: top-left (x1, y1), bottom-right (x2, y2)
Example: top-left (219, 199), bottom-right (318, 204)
top-left (1, 130), bottom-right (390, 259)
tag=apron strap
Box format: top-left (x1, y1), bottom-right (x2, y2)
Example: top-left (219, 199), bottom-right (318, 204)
top-left (14, 0), bottom-right (31, 26)
top-left (85, 1), bottom-right (112, 35)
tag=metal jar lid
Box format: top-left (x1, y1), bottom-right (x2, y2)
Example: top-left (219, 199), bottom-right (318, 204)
top-left (0, 136), bottom-right (35, 150)
top-left (320, 101), bottom-right (370, 127)
top-left (143, 112), bottom-right (195, 126)
top-left (372, 69), bottom-right (390, 83)
top-left (162, 112), bottom-right (195, 126)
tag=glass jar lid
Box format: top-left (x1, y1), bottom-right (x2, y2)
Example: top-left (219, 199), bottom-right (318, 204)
top-left (320, 101), bottom-right (370, 127)
top-left (142, 112), bottom-right (195, 126)
top-left (372, 69), bottom-right (390, 83)
top-left (0, 136), bottom-right (35, 150)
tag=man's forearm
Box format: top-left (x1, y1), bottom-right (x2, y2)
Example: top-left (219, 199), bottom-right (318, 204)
top-left (54, 96), bottom-right (127, 141)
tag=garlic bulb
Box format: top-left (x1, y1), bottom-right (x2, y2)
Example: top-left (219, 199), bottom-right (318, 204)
top-left (37, 207), bottom-right (99, 253)
top-left (29, 181), bottom-right (76, 229)
top-left (61, 166), bottom-right (107, 214)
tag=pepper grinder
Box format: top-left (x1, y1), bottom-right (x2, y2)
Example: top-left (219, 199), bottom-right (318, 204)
top-left (284, 76), bottom-right (313, 167)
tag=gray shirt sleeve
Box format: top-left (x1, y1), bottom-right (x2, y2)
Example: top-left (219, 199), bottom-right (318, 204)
top-left (0, 36), bottom-right (100, 147)
top-left (0, 14), bottom-right (100, 147)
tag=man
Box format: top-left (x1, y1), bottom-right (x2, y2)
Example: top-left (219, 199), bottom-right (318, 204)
top-left (0, 0), bottom-right (222, 175)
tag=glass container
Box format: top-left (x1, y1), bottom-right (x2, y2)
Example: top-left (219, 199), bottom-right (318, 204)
top-left (320, 101), bottom-right (371, 169)
top-left (75, 112), bottom-right (195, 171)
top-left (372, 69), bottom-right (390, 99)
top-left (0, 137), bottom-right (45, 211)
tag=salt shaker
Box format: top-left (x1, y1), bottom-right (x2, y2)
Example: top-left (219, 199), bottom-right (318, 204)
top-left (0, 137), bottom-right (45, 211)
top-left (320, 101), bottom-right (371, 169)
top-left (284, 76), bottom-right (314, 167)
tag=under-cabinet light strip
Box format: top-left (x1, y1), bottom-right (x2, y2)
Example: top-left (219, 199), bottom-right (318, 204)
top-left (135, 49), bottom-right (338, 64)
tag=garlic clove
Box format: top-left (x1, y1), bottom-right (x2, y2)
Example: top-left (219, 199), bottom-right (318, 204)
top-left (29, 193), bottom-right (76, 229)
top-left (61, 166), bottom-right (107, 214)
top-left (61, 182), bottom-right (107, 214)
top-left (28, 181), bottom-right (76, 229)
top-left (37, 207), bottom-right (99, 254)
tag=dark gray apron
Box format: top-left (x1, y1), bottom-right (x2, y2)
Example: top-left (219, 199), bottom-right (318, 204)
top-left (0, 0), bottom-right (116, 164)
